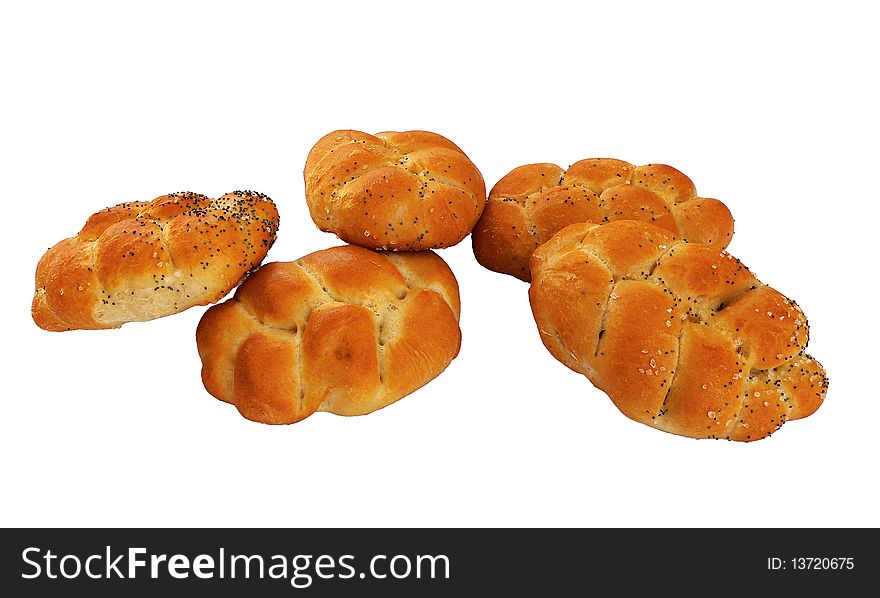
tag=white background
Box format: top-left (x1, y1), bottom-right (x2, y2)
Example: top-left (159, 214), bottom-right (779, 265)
top-left (2, 1), bottom-right (877, 527)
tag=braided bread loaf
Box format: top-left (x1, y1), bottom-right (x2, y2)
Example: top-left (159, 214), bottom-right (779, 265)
top-left (529, 220), bottom-right (827, 441)
top-left (304, 130), bottom-right (486, 250)
top-left (473, 159), bottom-right (734, 281)
top-left (196, 245), bottom-right (461, 424)
top-left (32, 191), bottom-right (279, 331)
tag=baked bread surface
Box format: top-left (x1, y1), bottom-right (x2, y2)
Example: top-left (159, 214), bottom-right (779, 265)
top-left (32, 191), bottom-right (279, 331)
top-left (473, 159), bottom-right (734, 281)
top-left (529, 220), bottom-right (827, 441)
top-left (196, 245), bottom-right (461, 424)
top-left (304, 130), bottom-right (486, 250)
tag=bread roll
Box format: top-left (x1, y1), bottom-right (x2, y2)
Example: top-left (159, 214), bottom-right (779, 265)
top-left (33, 191), bottom-right (279, 331)
top-left (529, 220), bottom-right (827, 441)
top-left (473, 159), bottom-right (734, 281)
top-left (196, 245), bottom-right (461, 424)
top-left (304, 130), bottom-right (486, 250)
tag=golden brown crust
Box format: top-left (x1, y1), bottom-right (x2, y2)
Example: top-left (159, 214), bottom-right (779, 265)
top-left (304, 129), bottom-right (486, 250)
top-left (32, 191), bottom-right (279, 331)
top-left (529, 220), bottom-right (827, 442)
top-left (473, 159), bottom-right (735, 281)
top-left (196, 245), bottom-right (462, 424)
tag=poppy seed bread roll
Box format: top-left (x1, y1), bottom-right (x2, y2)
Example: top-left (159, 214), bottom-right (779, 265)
top-left (304, 129), bottom-right (486, 250)
top-left (32, 191), bottom-right (279, 331)
top-left (473, 159), bottom-right (734, 281)
top-left (529, 220), bottom-right (827, 441)
top-left (196, 245), bottom-right (461, 424)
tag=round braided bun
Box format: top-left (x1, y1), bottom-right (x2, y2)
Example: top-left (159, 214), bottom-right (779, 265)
top-left (473, 159), bottom-right (734, 281)
top-left (304, 130), bottom-right (486, 250)
top-left (196, 245), bottom-right (461, 424)
top-left (529, 220), bottom-right (827, 441)
top-left (32, 191), bottom-right (279, 331)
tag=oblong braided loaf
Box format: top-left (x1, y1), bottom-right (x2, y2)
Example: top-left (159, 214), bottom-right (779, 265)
top-left (196, 245), bottom-right (461, 424)
top-left (473, 159), bottom-right (734, 281)
top-left (32, 191), bottom-right (279, 331)
top-left (529, 220), bottom-right (827, 441)
top-left (304, 129), bottom-right (486, 250)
